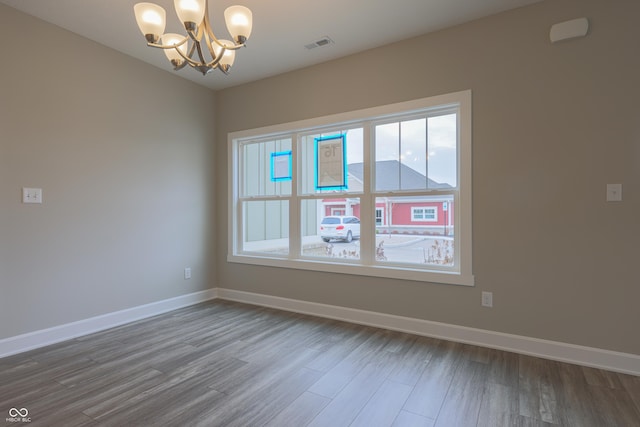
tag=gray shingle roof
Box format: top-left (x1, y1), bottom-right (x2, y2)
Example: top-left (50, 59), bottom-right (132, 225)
top-left (348, 160), bottom-right (452, 190)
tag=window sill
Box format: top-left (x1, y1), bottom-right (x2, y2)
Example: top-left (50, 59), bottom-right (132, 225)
top-left (227, 254), bottom-right (475, 286)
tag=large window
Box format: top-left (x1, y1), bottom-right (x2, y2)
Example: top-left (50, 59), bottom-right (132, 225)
top-left (229, 91), bottom-right (473, 285)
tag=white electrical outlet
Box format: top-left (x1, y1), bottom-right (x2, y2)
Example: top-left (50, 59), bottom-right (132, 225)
top-left (481, 291), bottom-right (493, 307)
top-left (606, 184), bottom-right (622, 202)
top-left (184, 268), bottom-right (191, 280)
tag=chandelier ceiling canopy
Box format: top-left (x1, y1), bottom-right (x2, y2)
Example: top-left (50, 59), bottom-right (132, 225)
top-left (134, 0), bottom-right (252, 76)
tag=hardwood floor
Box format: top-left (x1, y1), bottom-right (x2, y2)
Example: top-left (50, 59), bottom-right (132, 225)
top-left (1, 300), bottom-right (639, 426)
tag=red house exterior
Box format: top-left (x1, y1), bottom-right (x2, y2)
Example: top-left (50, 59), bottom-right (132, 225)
top-left (321, 197), bottom-right (454, 236)
top-left (321, 161), bottom-right (455, 236)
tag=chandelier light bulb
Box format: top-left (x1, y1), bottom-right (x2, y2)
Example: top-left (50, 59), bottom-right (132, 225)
top-left (213, 40), bottom-right (236, 68)
top-left (161, 33), bottom-right (188, 66)
top-left (174, 0), bottom-right (206, 29)
top-left (134, 3), bottom-right (166, 43)
top-left (224, 5), bottom-right (252, 44)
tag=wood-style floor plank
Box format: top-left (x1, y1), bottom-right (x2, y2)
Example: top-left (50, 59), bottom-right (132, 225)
top-left (402, 340), bottom-right (464, 419)
top-left (386, 336), bottom-right (435, 387)
top-left (307, 328), bottom-right (393, 399)
top-left (207, 366), bottom-right (324, 427)
top-left (0, 300), bottom-right (638, 427)
top-left (264, 391), bottom-right (331, 427)
top-left (308, 351), bottom-right (400, 427)
top-left (433, 353), bottom-right (488, 427)
top-left (518, 354), bottom-right (564, 424)
top-left (349, 379), bottom-right (414, 427)
top-left (392, 410), bottom-right (436, 427)
top-left (476, 382), bottom-right (518, 426)
top-left (618, 372), bottom-right (640, 415)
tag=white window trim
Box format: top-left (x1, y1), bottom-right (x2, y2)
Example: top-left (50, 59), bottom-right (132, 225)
top-left (228, 90), bottom-right (474, 286)
top-left (411, 206), bottom-right (438, 222)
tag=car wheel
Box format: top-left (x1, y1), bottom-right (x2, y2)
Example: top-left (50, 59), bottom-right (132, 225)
top-left (322, 238), bottom-right (331, 243)
top-left (345, 231), bottom-right (353, 243)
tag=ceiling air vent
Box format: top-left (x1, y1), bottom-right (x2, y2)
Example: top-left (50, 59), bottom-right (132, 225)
top-left (305, 36), bottom-right (334, 50)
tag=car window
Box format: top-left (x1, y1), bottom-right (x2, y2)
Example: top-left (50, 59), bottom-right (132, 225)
top-left (321, 217), bottom-right (340, 224)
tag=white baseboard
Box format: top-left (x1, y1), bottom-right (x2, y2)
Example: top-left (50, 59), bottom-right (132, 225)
top-left (3, 287), bottom-right (638, 376)
top-left (216, 288), bottom-right (640, 376)
top-left (0, 289), bottom-right (217, 359)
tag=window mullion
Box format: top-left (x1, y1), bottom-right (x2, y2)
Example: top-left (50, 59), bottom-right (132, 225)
top-left (360, 122), bottom-right (373, 265)
top-left (398, 121), bottom-right (402, 190)
top-left (425, 115), bottom-right (429, 189)
top-left (289, 133), bottom-right (301, 258)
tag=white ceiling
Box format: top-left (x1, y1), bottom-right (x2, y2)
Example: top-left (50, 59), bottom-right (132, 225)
top-left (1, 0), bottom-right (542, 91)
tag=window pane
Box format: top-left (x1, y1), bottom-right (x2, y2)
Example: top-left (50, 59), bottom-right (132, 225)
top-left (375, 196), bottom-right (454, 266)
top-left (301, 197), bottom-right (361, 260)
top-left (428, 114), bottom-right (457, 188)
top-left (375, 208), bottom-right (383, 226)
top-left (242, 200), bottom-right (289, 255)
top-left (375, 119), bottom-right (430, 191)
top-left (241, 138), bottom-right (292, 197)
top-left (400, 119), bottom-right (427, 190)
top-left (375, 114), bottom-right (457, 191)
top-left (375, 122), bottom-right (400, 191)
top-left (300, 129), bottom-right (363, 195)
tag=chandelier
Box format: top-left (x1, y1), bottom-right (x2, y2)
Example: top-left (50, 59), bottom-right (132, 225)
top-left (134, 0), bottom-right (252, 76)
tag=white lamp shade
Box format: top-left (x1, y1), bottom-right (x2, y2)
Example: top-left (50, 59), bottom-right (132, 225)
top-left (174, 0), bottom-right (206, 26)
top-left (161, 33), bottom-right (188, 62)
top-left (213, 40), bottom-right (236, 67)
top-left (224, 5), bottom-right (252, 43)
top-left (134, 3), bottom-right (166, 38)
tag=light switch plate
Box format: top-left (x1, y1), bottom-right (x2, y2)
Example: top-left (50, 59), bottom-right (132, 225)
top-left (606, 184), bottom-right (622, 202)
top-left (22, 187), bottom-right (43, 204)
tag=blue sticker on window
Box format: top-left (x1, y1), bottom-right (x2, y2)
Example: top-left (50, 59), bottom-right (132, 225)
top-left (315, 134), bottom-right (347, 190)
top-left (271, 151), bottom-right (292, 182)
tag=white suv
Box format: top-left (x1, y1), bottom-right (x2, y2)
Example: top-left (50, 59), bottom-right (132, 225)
top-left (320, 216), bottom-right (361, 243)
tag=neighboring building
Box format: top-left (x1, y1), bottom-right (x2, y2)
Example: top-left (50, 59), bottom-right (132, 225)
top-left (322, 161), bottom-right (455, 236)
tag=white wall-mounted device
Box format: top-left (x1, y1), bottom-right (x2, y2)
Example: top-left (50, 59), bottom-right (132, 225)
top-left (22, 187), bottom-right (43, 204)
top-left (606, 184), bottom-right (622, 202)
top-left (550, 17), bottom-right (589, 43)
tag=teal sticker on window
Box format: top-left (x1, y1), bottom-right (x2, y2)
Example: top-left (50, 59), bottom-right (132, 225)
top-left (315, 134), bottom-right (347, 190)
top-left (271, 151), bottom-right (292, 182)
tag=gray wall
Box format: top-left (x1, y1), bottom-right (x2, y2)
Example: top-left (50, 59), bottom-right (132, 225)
top-left (215, 0), bottom-right (640, 355)
top-left (2, 0), bottom-right (638, 357)
top-left (0, 4), bottom-right (216, 338)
